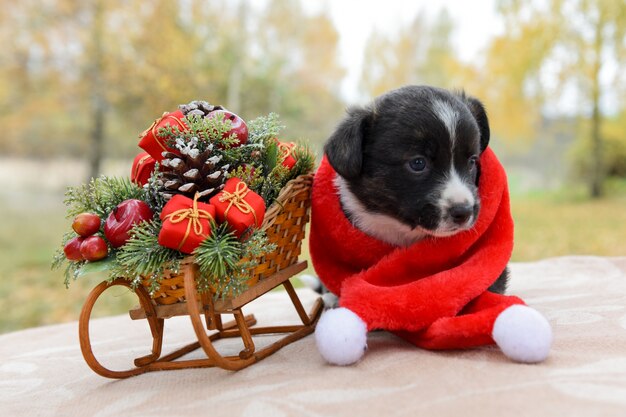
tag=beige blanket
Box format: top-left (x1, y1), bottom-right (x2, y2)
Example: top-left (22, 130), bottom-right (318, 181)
top-left (1, 256), bottom-right (626, 417)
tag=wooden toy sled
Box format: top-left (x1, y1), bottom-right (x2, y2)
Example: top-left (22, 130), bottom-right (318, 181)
top-left (78, 174), bottom-right (322, 378)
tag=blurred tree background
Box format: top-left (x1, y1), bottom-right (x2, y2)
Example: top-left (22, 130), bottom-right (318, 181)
top-left (1, 0), bottom-right (625, 333)
top-left (0, 0), bottom-right (345, 170)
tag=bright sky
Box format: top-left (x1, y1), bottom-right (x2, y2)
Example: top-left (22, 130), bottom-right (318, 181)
top-left (303, 0), bottom-right (502, 101)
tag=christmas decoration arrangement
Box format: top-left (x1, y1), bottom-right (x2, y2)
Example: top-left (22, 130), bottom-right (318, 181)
top-left (53, 101), bottom-right (315, 299)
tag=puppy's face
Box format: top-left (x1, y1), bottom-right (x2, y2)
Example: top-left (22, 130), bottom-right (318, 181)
top-left (325, 86), bottom-right (491, 244)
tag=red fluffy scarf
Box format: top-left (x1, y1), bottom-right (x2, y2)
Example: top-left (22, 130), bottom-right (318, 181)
top-left (309, 148), bottom-right (516, 335)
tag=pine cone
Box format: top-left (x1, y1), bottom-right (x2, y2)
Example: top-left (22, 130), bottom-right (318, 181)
top-left (178, 100), bottom-right (224, 118)
top-left (158, 145), bottom-right (229, 201)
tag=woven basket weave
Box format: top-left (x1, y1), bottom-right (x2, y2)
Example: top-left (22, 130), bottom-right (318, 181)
top-left (145, 173), bottom-right (314, 305)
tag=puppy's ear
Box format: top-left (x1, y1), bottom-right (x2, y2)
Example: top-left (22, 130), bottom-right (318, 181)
top-left (464, 96), bottom-right (490, 152)
top-left (324, 106), bottom-right (372, 179)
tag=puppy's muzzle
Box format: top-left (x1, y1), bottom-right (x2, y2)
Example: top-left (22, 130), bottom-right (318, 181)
top-left (448, 204), bottom-right (474, 226)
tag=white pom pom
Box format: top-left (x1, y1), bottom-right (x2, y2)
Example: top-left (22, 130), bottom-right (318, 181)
top-left (315, 307), bottom-right (368, 366)
top-left (493, 305), bottom-right (553, 363)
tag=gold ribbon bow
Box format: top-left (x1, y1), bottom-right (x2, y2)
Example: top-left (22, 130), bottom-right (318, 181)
top-left (219, 182), bottom-right (258, 226)
top-left (138, 112), bottom-right (187, 152)
top-left (165, 193), bottom-right (213, 251)
top-left (278, 142), bottom-right (293, 164)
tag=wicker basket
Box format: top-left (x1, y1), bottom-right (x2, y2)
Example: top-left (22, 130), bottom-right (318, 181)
top-left (144, 173), bottom-right (314, 305)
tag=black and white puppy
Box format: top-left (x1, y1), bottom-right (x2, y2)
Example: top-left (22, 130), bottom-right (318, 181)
top-left (316, 85), bottom-right (507, 297)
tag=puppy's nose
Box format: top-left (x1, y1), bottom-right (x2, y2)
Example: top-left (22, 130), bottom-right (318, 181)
top-left (449, 204), bottom-right (473, 225)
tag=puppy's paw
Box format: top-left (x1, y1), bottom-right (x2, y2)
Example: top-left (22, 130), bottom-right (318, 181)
top-left (299, 274), bottom-right (322, 292)
top-left (315, 307), bottom-right (367, 365)
top-left (492, 305), bottom-right (552, 363)
top-left (299, 275), bottom-right (338, 309)
top-left (321, 292), bottom-right (339, 309)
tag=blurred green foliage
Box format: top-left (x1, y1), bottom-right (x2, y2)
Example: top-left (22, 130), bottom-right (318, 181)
top-left (0, 0), bottom-right (345, 159)
top-left (569, 114), bottom-right (626, 180)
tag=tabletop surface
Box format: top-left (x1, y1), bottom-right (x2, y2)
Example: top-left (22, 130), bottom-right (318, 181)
top-left (1, 256), bottom-right (626, 417)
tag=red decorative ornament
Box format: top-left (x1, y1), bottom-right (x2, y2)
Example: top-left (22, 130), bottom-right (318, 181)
top-left (208, 109), bottom-right (249, 147)
top-left (277, 141), bottom-right (297, 169)
top-left (104, 199), bottom-right (154, 248)
top-left (158, 194), bottom-right (216, 254)
top-left (210, 178), bottom-right (265, 238)
top-left (138, 110), bottom-right (187, 161)
top-left (130, 152), bottom-right (156, 186)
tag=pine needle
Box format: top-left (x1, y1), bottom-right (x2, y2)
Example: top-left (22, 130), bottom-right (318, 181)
top-left (194, 222), bottom-right (241, 293)
top-left (64, 176), bottom-right (144, 219)
top-left (111, 219), bottom-right (183, 292)
top-left (248, 113), bottom-right (285, 144)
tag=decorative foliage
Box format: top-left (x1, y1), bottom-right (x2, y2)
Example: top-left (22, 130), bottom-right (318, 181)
top-left (110, 219), bottom-right (183, 294)
top-left (241, 230), bottom-right (276, 262)
top-left (256, 138), bottom-right (315, 204)
top-left (194, 225), bottom-right (276, 298)
top-left (194, 222), bottom-right (242, 294)
top-left (64, 176), bottom-right (145, 219)
top-left (53, 108), bottom-right (313, 300)
top-left (290, 144), bottom-right (316, 179)
top-left (160, 112), bottom-right (238, 152)
top-left (227, 165), bottom-right (264, 193)
top-left (248, 113), bottom-right (285, 144)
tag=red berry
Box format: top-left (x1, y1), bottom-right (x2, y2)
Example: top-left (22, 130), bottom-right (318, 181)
top-left (72, 213), bottom-right (102, 237)
top-left (63, 236), bottom-right (85, 261)
top-left (80, 236), bottom-right (108, 261)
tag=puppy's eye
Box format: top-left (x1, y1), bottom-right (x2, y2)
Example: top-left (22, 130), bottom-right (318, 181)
top-left (469, 156), bottom-right (479, 168)
top-left (408, 157), bottom-right (427, 172)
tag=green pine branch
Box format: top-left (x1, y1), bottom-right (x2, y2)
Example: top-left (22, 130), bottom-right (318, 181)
top-left (111, 219), bottom-right (183, 293)
top-left (248, 113), bottom-right (284, 145)
top-left (263, 138), bottom-right (279, 173)
top-left (64, 176), bottom-right (144, 219)
top-left (289, 143), bottom-right (316, 178)
top-left (227, 164), bottom-right (264, 193)
top-left (242, 230), bottom-right (276, 260)
top-left (51, 248), bottom-right (86, 288)
top-left (194, 222), bottom-right (242, 295)
top-left (259, 164), bottom-right (291, 204)
top-left (158, 113), bottom-right (238, 152)
top-left (220, 142), bottom-right (263, 172)
top-left (194, 224), bottom-right (276, 298)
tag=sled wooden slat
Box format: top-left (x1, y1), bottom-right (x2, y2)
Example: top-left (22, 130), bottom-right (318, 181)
top-left (128, 261), bottom-right (307, 320)
top-left (78, 261), bottom-right (322, 378)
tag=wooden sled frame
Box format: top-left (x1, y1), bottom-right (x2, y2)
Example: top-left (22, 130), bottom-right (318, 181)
top-left (79, 260), bottom-right (323, 378)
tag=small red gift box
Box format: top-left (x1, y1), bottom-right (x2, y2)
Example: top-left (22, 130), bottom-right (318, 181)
top-left (277, 141), bottom-right (297, 169)
top-left (130, 152), bottom-right (156, 186)
top-left (210, 178), bottom-right (266, 238)
top-left (158, 194), bottom-right (216, 254)
top-left (138, 110), bottom-right (187, 161)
